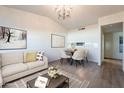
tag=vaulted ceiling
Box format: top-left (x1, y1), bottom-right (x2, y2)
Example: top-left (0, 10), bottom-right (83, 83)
top-left (5, 5), bottom-right (124, 30)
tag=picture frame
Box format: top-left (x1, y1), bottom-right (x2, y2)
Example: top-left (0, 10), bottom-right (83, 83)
top-left (0, 26), bottom-right (27, 50)
top-left (51, 34), bottom-right (65, 48)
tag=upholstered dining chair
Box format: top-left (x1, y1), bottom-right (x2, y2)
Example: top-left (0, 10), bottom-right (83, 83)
top-left (77, 48), bottom-right (88, 63)
top-left (71, 50), bottom-right (85, 67)
top-left (60, 50), bottom-right (71, 64)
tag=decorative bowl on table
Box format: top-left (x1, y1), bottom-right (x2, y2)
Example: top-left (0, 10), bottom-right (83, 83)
top-left (48, 66), bottom-right (58, 79)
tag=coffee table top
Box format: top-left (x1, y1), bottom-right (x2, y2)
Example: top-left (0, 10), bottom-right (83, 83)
top-left (27, 74), bottom-right (69, 88)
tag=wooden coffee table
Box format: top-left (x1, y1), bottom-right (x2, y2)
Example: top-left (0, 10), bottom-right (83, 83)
top-left (27, 74), bottom-right (69, 88)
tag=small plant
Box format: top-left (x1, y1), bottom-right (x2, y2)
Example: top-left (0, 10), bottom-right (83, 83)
top-left (48, 66), bottom-right (58, 78)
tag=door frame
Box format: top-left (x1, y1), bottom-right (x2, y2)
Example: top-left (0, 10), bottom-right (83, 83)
top-left (99, 22), bottom-right (124, 71)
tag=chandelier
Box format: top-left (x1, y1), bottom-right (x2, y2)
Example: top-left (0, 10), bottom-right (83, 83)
top-left (55, 5), bottom-right (72, 20)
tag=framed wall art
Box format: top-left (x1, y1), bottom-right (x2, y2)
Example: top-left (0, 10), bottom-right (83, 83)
top-left (51, 34), bottom-right (65, 48)
top-left (0, 26), bottom-right (27, 50)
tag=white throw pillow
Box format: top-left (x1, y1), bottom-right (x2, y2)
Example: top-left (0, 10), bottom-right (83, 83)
top-left (36, 51), bottom-right (44, 62)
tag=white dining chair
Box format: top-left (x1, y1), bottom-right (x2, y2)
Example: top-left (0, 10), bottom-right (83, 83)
top-left (77, 48), bottom-right (88, 63)
top-left (71, 50), bottom-right (85, 67)
top-left (60, 50), bottom-right (71, 64)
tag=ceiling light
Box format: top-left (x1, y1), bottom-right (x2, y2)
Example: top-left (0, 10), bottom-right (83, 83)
top-left (55, 5), bottom-right (72, 20)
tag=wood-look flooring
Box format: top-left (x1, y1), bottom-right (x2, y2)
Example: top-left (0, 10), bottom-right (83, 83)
top-left (49, 59), bottom-right (124, 88)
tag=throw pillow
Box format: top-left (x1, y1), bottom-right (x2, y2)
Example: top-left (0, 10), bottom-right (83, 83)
top-left (24, 52), bottom-right (37, 63)
top-left (36, 51), bottom-right (44, 62)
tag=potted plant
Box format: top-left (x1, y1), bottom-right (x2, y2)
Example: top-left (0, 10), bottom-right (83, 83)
top-left (48, 66), bottom-right (58, 78)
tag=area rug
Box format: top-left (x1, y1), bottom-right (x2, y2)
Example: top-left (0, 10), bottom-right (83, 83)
top-left (3, 68), bottom-right (90, 88)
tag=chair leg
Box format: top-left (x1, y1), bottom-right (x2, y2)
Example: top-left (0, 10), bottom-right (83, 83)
top-left (79, 60), bottom-right (82, 65)
top-left (73, 60), bottom-right (77, 67)
top-left (75, 60), bottom-right (77, 68)
top-left (81, 60), bottom-right (84, 67)
top-left (86, 57), bottom-right (88, 63)
top-left (70, 59), bottom-right (73, 65)
top-left (67, 58), bottom-right (71, 64)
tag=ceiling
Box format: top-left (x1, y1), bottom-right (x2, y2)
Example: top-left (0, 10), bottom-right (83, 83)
top-left (5, 5), bottom-right (124, 30)
top-left (102, 22), bottom-right (123, 33)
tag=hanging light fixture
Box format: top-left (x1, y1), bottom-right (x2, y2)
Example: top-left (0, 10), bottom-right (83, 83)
top-left (55, 5), bottom-right (72, 20)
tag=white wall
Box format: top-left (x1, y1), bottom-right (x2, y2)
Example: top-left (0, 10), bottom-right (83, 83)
top-left (104, 33), bottom-right (113, 58)
top-left (104, 32), bottom-right (123, 60)
top-left (102, 31), bottom-right (104, 61)
top-left (0, 6), bottom-right (68, 62)
top-left (67, 24), bottom-right (99, 63)
top-left (113, 32), bottom-right (123, 59)
top-left (99, 11), bottom-right (124, 71)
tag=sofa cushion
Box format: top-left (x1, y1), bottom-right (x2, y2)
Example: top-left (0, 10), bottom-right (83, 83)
top-left (25, 52), bottom-right (37, 63)
top-left (25, 61), bottom-right (44, 69)
top-left (2, 63), bottom-right (28, 77)
top-left (2, 52), bottom-right (23, 66)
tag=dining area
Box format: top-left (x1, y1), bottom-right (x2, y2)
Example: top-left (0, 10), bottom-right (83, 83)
top-left (60, 48), bottom-right (88, 67)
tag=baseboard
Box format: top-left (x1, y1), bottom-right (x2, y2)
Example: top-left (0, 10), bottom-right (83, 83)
top-left (88, 58), bottom-right (98, 63)
top-left (48, 59), bottom-right (60, 64)
top-left (104, 57), bottom-right (122, 61)
top-left (49, 58), bottom-right (98, 64)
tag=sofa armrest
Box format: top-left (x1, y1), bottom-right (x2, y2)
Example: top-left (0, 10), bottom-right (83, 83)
top-left (0, 69), bottom-right (3, 88)
top-left (43, 56), bottom-right (48, 63)
top-left (43, 56), bottom-right (48, 68)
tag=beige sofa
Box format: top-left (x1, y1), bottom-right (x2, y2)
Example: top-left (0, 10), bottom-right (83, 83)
top-left (0, 51), bottom-right (48, 87)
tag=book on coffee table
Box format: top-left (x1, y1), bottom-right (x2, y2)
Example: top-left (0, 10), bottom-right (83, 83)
top-left (34, 76), bottom-right (48, 88)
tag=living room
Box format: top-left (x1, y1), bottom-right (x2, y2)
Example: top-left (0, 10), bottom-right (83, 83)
top-left (0, 0), bottom-right (124, 92)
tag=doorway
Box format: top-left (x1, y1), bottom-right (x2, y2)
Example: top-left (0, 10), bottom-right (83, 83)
top-left (101, 22), bottom-right (123, 68)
